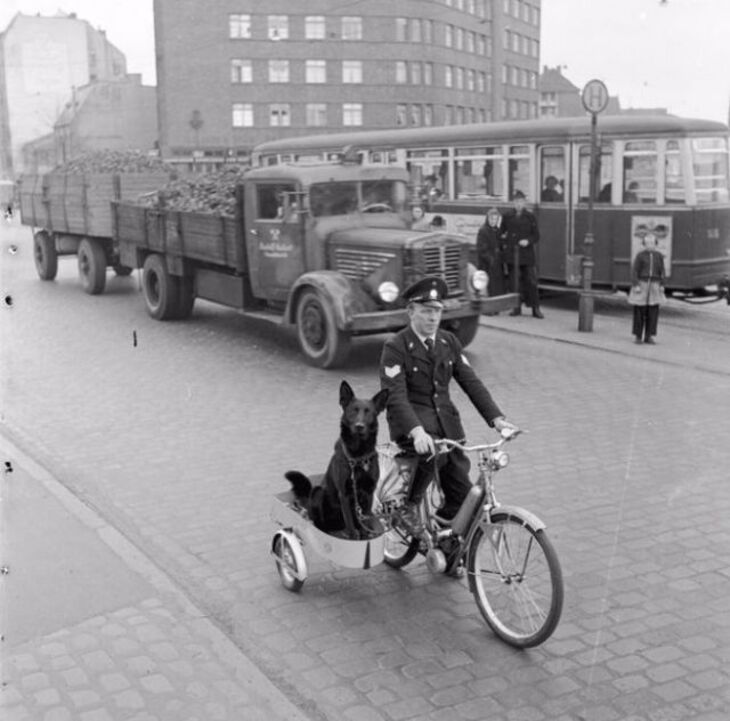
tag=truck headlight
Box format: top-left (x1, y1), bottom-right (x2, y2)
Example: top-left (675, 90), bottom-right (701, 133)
top-left (470, 269), bottom-right (488, 292)
top-left (378, 281), bottom-right (399, 303)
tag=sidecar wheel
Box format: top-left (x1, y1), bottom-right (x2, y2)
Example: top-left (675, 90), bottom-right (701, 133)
top-left (272, 531), bottom-right (307, 592)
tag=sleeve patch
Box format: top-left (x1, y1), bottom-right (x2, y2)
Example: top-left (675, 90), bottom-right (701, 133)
top-left (384, 364), bottom-right (402, 378)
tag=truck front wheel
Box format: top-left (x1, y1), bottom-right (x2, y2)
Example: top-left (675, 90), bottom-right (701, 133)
top-left (78, 238), bottom-right (107, 295)
top-left (142, 254), bottom-right (181, 320)
top-left (295, 289), bottom-right (351, 368)
top-left (33, 231), bottom-right (58, 281)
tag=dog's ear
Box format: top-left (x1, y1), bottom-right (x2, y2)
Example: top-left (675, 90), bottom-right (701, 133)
top-left (371, 388), bottom-right (389, 414)
top-left (339, 380), bottom-right (355, 408)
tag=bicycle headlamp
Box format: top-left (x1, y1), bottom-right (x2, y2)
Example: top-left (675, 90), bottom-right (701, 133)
top-left (492, 450), bottom-right (510, 469)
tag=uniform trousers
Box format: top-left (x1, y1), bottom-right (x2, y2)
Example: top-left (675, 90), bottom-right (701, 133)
top-left (406, 447), bottom-right (472, 519)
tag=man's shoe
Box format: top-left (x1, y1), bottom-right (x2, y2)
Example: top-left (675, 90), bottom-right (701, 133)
top-left (509, 307), bottom-right (522, 316)
top-left (644, 337), bottom-right (656, 344)
top-left (634, 336), bottom-right (643, 344)
top-left (532, 308), bottom-right (544, 319)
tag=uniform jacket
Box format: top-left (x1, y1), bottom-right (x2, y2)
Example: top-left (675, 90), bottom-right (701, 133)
top-left (379, 326), bottom-right (503, 443)
top-left (500, 208), bottom-right (540, 267)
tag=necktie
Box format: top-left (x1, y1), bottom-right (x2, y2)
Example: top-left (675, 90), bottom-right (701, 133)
top-left (425, 337), bottom-right (434, 356)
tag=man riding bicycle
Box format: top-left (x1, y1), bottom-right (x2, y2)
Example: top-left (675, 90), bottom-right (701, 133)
top-left (379, 276), bottom-right (518, 529)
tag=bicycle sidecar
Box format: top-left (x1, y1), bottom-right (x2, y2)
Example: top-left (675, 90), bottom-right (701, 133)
top-left (270, 489), bottom-right (386, 592)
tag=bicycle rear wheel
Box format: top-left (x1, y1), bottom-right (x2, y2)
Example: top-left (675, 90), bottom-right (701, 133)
top-left (467, 513), bottom-right (563, 648)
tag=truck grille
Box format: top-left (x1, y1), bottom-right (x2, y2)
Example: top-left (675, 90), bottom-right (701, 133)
top-left (334, 248), bottom-right (396, 280)
top-left (415, 241), bottom-right (464, 295)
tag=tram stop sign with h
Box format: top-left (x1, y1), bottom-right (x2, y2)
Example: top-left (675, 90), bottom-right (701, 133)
top-left (581, 79), bottom-right (609, 114)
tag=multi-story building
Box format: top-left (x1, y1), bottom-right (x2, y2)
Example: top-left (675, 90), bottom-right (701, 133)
top-left (153, 0), bottom-right (541, 169)
top-left (539, 66), bottom-right (620, 118)
top-left (0, 11), bottom-right (127, 177)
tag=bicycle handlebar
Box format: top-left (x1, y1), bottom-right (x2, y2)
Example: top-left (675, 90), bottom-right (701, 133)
top-left (434, 428), bottom-right (523, 455)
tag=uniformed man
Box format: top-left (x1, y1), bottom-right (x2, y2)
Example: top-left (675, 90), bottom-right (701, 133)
top-left (379, 276), bottom-right (518, 526)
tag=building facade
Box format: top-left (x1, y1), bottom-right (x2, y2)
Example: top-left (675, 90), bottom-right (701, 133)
top-left (0, 11), bottom-right (127, 177)
top-left (153, 0), bottom-right (541, 168)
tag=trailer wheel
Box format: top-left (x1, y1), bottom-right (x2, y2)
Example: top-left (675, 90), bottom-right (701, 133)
top-left (77, 238), bottom-right (107, 295)
top-left (295, 288), bottom-right (351, 368)
top-left (33, 231), bottom-right (58, 281)
top-left (142, 254), bottom-right (181, 320)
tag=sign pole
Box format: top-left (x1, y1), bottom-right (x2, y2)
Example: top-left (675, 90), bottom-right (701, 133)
top-left (578, 79), bottom-right (609, 332)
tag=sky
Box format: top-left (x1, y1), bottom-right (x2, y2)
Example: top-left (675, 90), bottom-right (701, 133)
top-left (1, 0), bottom-right (729, 123)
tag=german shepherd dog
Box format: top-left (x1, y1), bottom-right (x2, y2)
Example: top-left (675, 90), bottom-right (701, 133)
top-left (286, 381), bottom-right (389, 540)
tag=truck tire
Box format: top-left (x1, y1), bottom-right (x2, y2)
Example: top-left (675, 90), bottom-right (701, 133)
top-left (77, 238), bottom-right (107, 295)
top-left (443, 315), bottom-right (480, 348)
top-left (295, 288), bottom-right (351, 368)
top-left (33, 231), bottom-right (58, 281)
top-left (142, 254), bottom-right (181, 320)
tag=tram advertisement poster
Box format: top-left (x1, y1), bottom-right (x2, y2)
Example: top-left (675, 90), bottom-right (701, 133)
top-left (630, 215), bottom-right (672, 276)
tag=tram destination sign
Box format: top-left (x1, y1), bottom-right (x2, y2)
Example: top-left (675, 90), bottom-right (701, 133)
top-left (581, 79), bottom-right (609, 115)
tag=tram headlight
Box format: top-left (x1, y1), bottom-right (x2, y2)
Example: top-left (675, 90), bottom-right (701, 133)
top-left (378, 281), bottom-right (399, 303)
top-left (470, 269), bottom-right (488, 293)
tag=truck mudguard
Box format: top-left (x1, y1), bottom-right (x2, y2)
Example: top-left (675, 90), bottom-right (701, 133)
top-left (285, 271), bottom-right (375, 330)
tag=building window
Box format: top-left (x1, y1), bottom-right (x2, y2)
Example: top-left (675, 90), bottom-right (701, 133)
top-left (269, 60), bottom-right (290, 83)
top-left (445, 25), bottom-right (453, 48)
top-left (455, 27), bottom-right (464, 51)
top-left (423, 20), bottom-right (433, 43)
top-left (467, 69), bottom-right (476, 91)
top-left (229, 14), bottom-right (251, 39)
top-left (424, 104), bottom-right (433, 125)
top-left (487, 72), bottom-right (493, 93)
top-left (396, 18), bottom-right (407, 41)
top-left (511, 66), bottom-right (519, 85)
top-left (445, 105), bottom-right (454, 125)
top-left (456, 106), bottom-right (465, 124)
top-left (445, 65), bottom-right (453, 88)
top-left (305, 16), bottom-right (325, 39)
top-left (342, 17), bottom-right (362, 40)
top-left (456, 67), bottom-right (464, 90)
top-left (502, 64), bottom-right (509, 84)
top-left (477, 71), bottom-right (486, 93)
top-left (232, 103), bottom-right (253, 127)
top-left (410, 61), bottom-right (421, 85)
top-left (306, 60), bottom-right (326, 84)
top-left (231, 59), bottom-right (252, 83)
top-left (268, 15), bottom-right (289, 40)
top-left (396, 61), bottom-right (408, 84)
top-left (396, 104), bottom-right (407, 126)
top-left (343, 103), bottom-right (363, 125)
top-left (512, 32), bottom-right (520, 53)
top-left (411, 105), bottom-right (422, 126)
top-left (424, 62), bottom-right (433, 85)
top-left (269, 104), bottom-right (290, 126)
top-left (410, 18), bottom-right (422, 42)
top-left (503, 29), bottom-right (510, 50)
top-left (306, 103), bottom-right (327, 126)
top-left (466, 31), bottom-right (475, 53)
top-left (341, 60), bottom-right (362, 83)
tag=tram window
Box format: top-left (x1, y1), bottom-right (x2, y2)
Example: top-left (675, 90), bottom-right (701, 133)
top-left (407, 149), bottom-right (448, 202)
top-left (579, 145), bottom-right (613, 202)
top-left (508, 145), bottom-right (531, 200)
top-left (664, 141), bottom-right (685, 204)
top-left (455, 151), bottom-right (505, 200)
top-left (623, 140), bottom-right (657, 203)
top-left (692, 137), bottom-right (729, 203)
top-left (540, 147), bottom-right (565, 202)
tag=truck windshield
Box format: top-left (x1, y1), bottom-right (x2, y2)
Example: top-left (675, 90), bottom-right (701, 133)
top-left (692, 137), bottom-right (729, 203)
top-left (309, 180), bottom-right (408, 217)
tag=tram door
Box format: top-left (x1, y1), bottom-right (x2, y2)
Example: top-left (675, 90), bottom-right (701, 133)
top-left (536, 145), bottom-right (571, 283)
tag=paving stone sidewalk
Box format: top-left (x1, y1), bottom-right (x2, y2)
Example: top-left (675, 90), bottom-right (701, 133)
top-left (0, 437), bottom-right (311, 721)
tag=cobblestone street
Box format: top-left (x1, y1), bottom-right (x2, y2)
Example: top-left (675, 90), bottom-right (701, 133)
top-left (2, 220), bottom-right (729, 720)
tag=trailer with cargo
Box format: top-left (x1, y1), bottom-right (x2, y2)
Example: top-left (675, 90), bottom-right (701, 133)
top-left (19, 162), bottom-right (517, 367)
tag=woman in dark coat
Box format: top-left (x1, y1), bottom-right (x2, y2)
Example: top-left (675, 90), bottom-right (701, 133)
top-left (475, 207), bottom-right (506, 297)
top-left (629, 234), bottom-right (666, 344)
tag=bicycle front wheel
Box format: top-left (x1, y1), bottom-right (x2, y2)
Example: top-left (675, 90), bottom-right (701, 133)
top-left (467, 513), bottom-right (563, 648)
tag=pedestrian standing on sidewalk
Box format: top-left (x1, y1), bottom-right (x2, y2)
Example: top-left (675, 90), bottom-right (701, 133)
top-left (629, 233), bottom-right (666, 344)
top-left (500, 190), bottom-right (543, 318)
top-left (475, 207), bottom-right (506, 298)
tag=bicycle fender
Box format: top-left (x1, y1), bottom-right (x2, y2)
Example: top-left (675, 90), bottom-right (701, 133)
top-left (271, 529), bottom-right (308, 582)
top-left (487, 504), bottom-right (546, 531)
